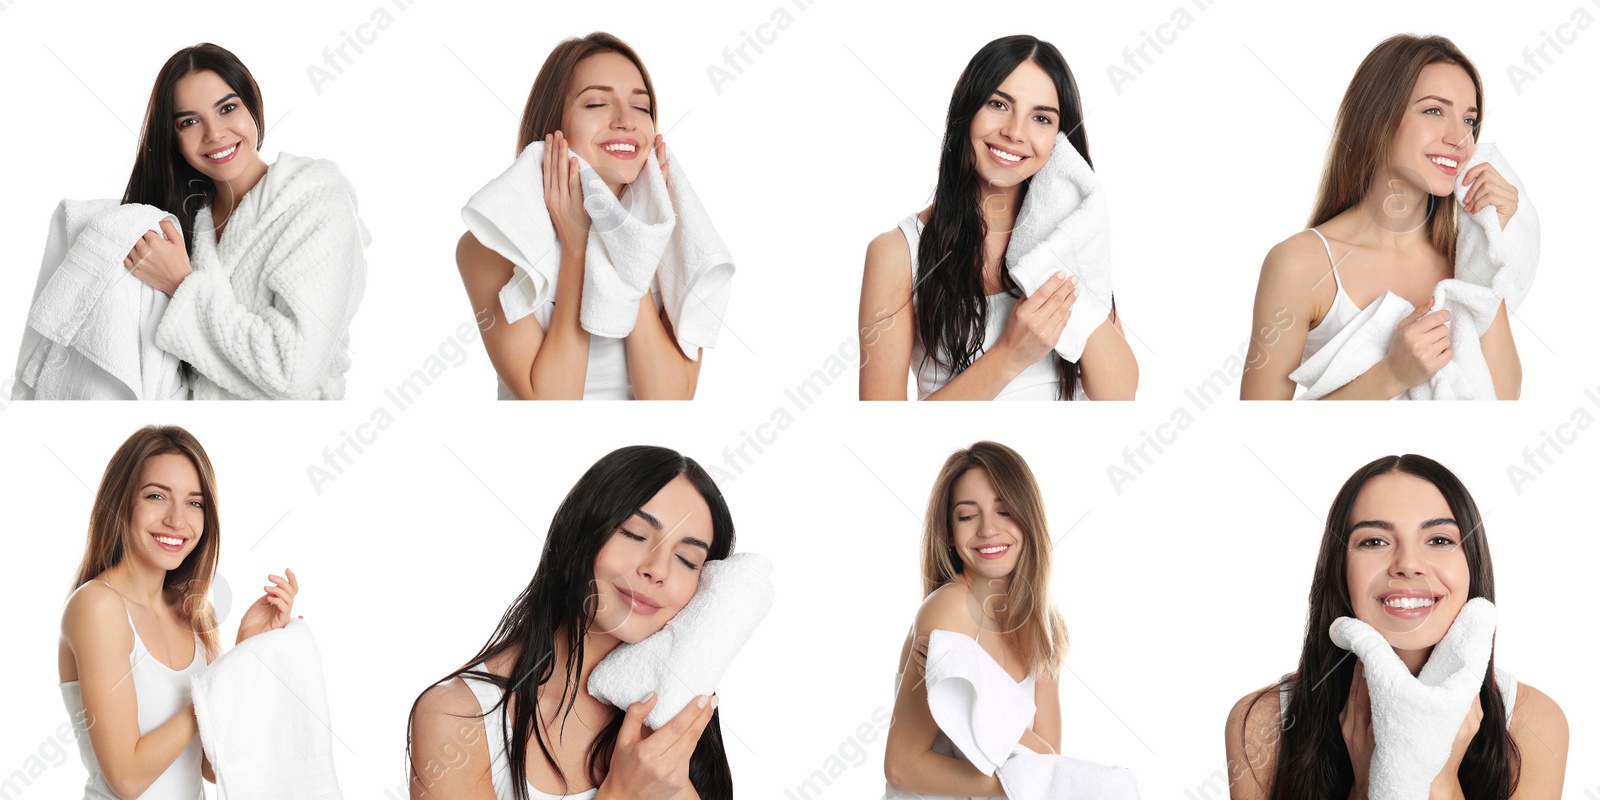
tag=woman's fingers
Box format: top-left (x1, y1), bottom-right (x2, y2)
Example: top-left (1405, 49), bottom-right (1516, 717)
top-left (617, 692), bottom-right (657, 749)
top-left (662, 695), bottom-right (718, 760)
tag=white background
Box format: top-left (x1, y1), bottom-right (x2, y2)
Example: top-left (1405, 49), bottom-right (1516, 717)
top-left (1, 0), bottom-right (1596, 797)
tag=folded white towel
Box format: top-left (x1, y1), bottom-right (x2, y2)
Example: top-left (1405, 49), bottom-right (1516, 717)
top-left (191, 619), bottom-right (343, 800)
top-left (921, 629), bottom-right (1141, 799)
top-left (1329, 598), bottom-right (1496, 800)
top-left (588, 552), bottom-right (772, 730)
top-left (463, 141), bottom-right (734, 359)
top-left (1290, 144), bottom-right (1535, 400)
top-left (1004, 132), bottom-right (1114, 363)
top-left (12, 199), bottom-right (188, 400)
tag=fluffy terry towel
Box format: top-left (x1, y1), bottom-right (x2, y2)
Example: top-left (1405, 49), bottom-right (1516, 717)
top-left (191, 619), bottom-right (342, 800)
top-left (154, 152), bottom-right (369, 400)
top-left (1330, 598), bottom-right (1497, 800)
top-left (12, 199), bottom-right (188, 400)
top-left (463, 141), bottom-right (734, 359)
top-left (1290, 143), bottom-right (1536, 400)
top-left (918, 629), bottom-right (1141, 800)
top-left (588, 552), bottom-right (772, 730)
top-left (1004, 131), bottom-right (1115, 363)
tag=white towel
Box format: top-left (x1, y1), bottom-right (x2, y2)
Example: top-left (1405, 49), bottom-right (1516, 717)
top-left (1004, 132), bottom-right (1114, 363)
top-left (921, 630), bottom-right (1141, 799)
top-left (463, 141), bottom-right (734, 360)
top-left (191, 619), bottom-right (343, 800)
top-left (1329, 598), bottom-right (1496, 800)
top-left (588, 552), bottom-right (772, 730)
top-left (12, 199), bottom-right (188, 400)
top-left (1290, 144), bottom-right (1536, 400)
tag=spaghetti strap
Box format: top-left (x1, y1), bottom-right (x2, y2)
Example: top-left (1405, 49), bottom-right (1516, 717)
top-left (1305, 227), bottom-right (1346, 294)
top-left (89, 579), bottom-right (141, 640)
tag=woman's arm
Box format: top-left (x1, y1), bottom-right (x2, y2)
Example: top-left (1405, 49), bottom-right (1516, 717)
top-left (1023, 670), bottom-right (1062, 754)
top-left (62, 585), bottom-right (201, 799)
top-left (1223, 686), bottom-right (1281, 800)
top-left (409, 679), bottom-right (498, 800)
top-left (1077, 307), bottom-right (1138, 400)
top-left (1507, 683), bottom-right (1568, 799)
top-left (884, 588), bottom-right (1006, 797)
top-left (1241, 236), bottom-right (1319, 400)
top-left (456, 233), bottom-right (594, 399)
top-left (152, 186), bottom-right (366, 399)
top-left (1479, 301), bottom-right (1521, 400)
top-left (624, 294), bottom-right (702, 399)
top-left (859, 229), bottom-right (916, 400)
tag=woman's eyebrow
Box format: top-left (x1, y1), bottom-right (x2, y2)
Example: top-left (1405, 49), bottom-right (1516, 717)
top-left (677, 536), bottom-right (711, 553)
top-left (1349, 519), bottom-right (1392, 532)
top-left (1420, 517), bottom-right (1459, 529)
top-left (991, 89), bottom-right (1059, 115)
top-left (574, 84), bottom-right (650, 97)
top-left (632, 509), bottom-right (663, 530)
top-left (1413, 94), bottom-right (1478, 113)
top-left (139, 482), bottom-right (202, 497)
top-left (173, 93), bottom-right (240, 120)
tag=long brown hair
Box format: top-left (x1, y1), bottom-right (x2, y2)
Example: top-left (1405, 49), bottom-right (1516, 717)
top-left (515, 32), bottom-right (658, 154)
top-left (1309, 34), bottom-right (1482, 265)
top-left (123, 43), bottom-right (264, 255)
top-left (71, 426), bottom-right (223, 661)
top-left (920, 441), bottom-right (1068, 677)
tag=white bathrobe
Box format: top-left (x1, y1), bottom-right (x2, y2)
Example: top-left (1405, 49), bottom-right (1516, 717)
top-left (155, 152), bottom-right (369, 400)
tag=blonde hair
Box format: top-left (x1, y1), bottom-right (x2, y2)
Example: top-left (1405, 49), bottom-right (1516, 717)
top-left (920, 441), bottom-right (1068, 676)
top-left (71, 426), bottom-right (223, 660)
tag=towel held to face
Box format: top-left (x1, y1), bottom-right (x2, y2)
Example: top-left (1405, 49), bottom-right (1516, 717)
top-left (463, 141), bottom-right (735, 360)
top-left (1329, 597), bottom-right (1497, 800)
top-left (13, 199), bottom-right (189, 400)
top-left (1004, 131), bottom-right (1116, 364)
top-left (1289, 144), bottom-right (1536, 400)
top-left (587, 552), bottom-right (773, 730)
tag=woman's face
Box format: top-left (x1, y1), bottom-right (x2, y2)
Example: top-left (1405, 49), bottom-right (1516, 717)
top-left (1344, 471), bottom-right (1471, 654)
top-left (590, 475), bottom-right (713, 643)
top-left (171, 69), bottom-right (263, 184)
top-left (1389, 62), bottom-right (1479, 198)
top-left (559, 52), bottom-right (656, 195)
top-left (968, 60), bottom-right (1060, 190)
top-left (127, 453), bottom-right (206, 573)
top-left (949, 467), bottom-right (1024, 582)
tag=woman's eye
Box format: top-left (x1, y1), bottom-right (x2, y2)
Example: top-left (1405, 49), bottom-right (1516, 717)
top-left (585, 102), bottom-right (606, 109)
top-left (146, 493), bottom-right (165, 501)
top-left (1465, 118), bottom-right (1479, 129)
top-left (188, 500), bottom-right (205, 509)
top-left (1356, 537), bottom-right (1386, 548)
top-left (1429, 535), bottom-right (1458, 547)
top-left (176, 118), bottom-right (194, 129)
top-left (220, 103), bottom-right (237, 114)
top-left (988, 99), bottom-right (1007, 111)
top-left (619, 529), bottom-right (646, 542)
top-left (1033, 115), bottom-right (1052, 125)
top-left (956, 514), bottom-right (976, 522)
top-left (677, 555), bottom-right (701, 570)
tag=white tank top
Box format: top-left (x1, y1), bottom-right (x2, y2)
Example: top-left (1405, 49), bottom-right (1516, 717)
top-left (898, 215), bottom-right (1074, 400)
top-left (1301, 228), bottom-right (1365, 363)
top-left (60, 584), bottom-right (206, 800)
top-left (458, 665), bottom-right (600, 800)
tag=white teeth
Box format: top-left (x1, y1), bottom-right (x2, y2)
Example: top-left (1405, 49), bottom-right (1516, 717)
top-left (154, 535), bottom-right (183, 547)
top-left (1384, 596), bottom-right (1436, 609)
top-left (1430, 156), bottom-right (1458, 169)
top-left (206, 144), bottom-right (238, 160)
top-left (603, 143), bottom-right (637, 153)
top-left (977, 544), bottom-right (1009, 554)
top-left (988, 146), bottom-right (1022, 162)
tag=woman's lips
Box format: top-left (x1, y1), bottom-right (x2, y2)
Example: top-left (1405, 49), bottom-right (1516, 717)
top-left (1427, 154), bottom-right (1459, 178)
top-left (1378, 592), bottom-right (1441, 620)
top-left (975, 543), bottom-right (1011, 561)
top-left (616, 586), bottom-right (661, 614)
top-left (204, 143), bottom-right (240, 165)
top-left (984, 144), bottom-right (1028, 169)
top-left (599, 141), bottom-right (641, 161)
top-left (151, 532), bottom-right (186, 553)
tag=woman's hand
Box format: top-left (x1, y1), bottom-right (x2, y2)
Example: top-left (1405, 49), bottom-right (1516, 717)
top-left (1381, 299), bottom-right (1453, 393)
top-left (544, 131), bottom-right (590, 250)
top-left (994, 272), bottom-right (1077, 372)
top-left (236, 568), bottom-right (299, 644)
top-left (123, 219), bottom-right (192, 296)
top-left (1340, 662), bottom-right (1375, 796)
top-left (1431, 695), bottom-right (1483, 796)
top-left (599, 692), bottom-right (717, 800)
top-left (910, 634), bottom-right (929, 677)
top-left (653, 133), bottom-right (670, 185)
top-left (1460, 163), bottom-right (1518, 230)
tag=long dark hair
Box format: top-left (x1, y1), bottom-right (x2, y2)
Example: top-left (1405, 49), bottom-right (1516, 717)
top-left (408, 446), bottom-right (736, 800)
top-left (517, 32), bottom-right (658, 154)
top-left (1309, 34), bottom-right (1482, 265)
top-left (122, 43), bottom-right (264, 255)
top-left (1255, 455), bottom-right (1518, 799)
top-left (916, 35), bottom-right (1092, 401)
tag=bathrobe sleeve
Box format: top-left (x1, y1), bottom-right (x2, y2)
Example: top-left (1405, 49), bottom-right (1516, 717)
top-left (155, 183), bottom-right (367, 400)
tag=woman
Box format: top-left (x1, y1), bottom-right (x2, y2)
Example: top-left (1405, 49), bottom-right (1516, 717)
top-left (859, 35), bottom-right (1137, 401)
top-left (1224, 455), bottom-right (1567, 798)
top-left (1241, 35), bottom-right (1522, 400)
top-left (883, 441), bottom-right (1068, 797)
top-left (409, 446), bottom-right (734, 800)
top-left (457, 33), bottom-right (699, 400)
top-left (58, 425), bottom-right (299, 798)
top-left (121, 43), bottom-right (368, 400)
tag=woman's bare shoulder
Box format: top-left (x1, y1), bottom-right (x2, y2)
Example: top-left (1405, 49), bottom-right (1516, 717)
top-left (913, 583), bottom-right (982, 637)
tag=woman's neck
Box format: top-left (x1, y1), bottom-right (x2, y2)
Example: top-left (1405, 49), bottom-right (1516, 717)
top-left (211, 155), bottom-right (270, 229)
top-left (100, 559), bottom-right (169, 610)
top-left (956, 573), bottom-right (1011, 628)
top-left (552, 624), bottom-right (624, 693)
top-left (1350, 170), bottom-right (1437, 253)
top-left (1397, 645), bottom-right (1432, 677)
top-left (979, 180), bottom-right (1022, 233)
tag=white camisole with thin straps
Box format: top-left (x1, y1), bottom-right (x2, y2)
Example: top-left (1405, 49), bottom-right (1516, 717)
top-left (60, 581), bottom-right (207, 800)
top-left (1301, 227), bottom-right (1366, 363)
top-left (458, 665), bottom-right (600, 800)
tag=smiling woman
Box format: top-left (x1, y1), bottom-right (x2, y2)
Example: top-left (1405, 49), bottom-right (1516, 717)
top-left (408, 445), bottom-right (737, 800)
top-left (1224, 455), bottom-right (1569, 799)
